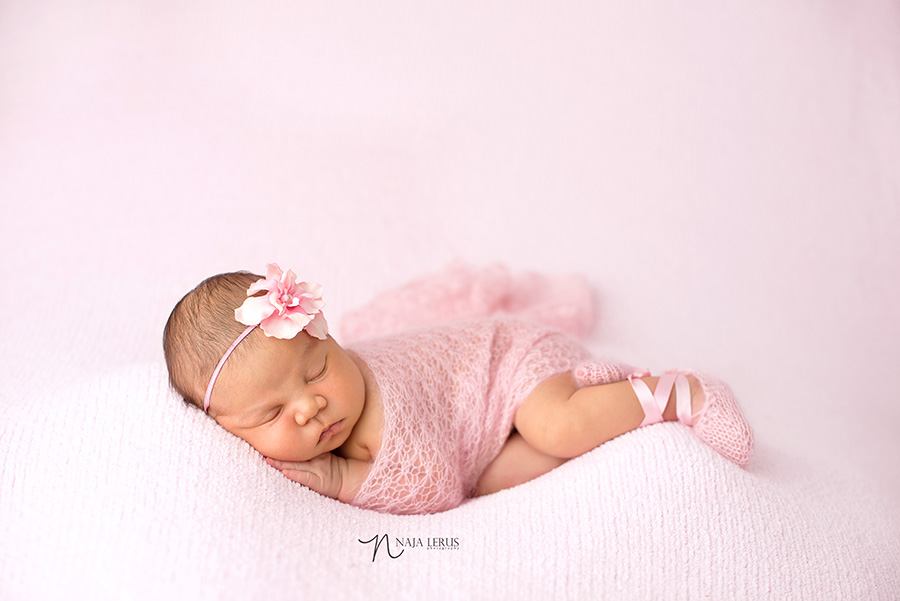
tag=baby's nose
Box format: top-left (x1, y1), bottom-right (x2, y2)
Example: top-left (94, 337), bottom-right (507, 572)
top-left (293, 395), bottom-right (326, 426)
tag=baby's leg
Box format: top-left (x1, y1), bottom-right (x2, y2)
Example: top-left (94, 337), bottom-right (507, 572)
top-left (513, 372), bottom-right (701, 459)
top-left (473, 432), bottom-right (568, 497)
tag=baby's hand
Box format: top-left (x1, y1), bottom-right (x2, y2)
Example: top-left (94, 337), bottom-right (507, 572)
top-left (266, 454), bottom-right (344, 500)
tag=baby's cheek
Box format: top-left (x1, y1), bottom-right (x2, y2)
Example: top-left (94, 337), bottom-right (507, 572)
top-left (236, 430), bottom-right (275, 459)
top-left (251, 429), bottom-right (307, 463)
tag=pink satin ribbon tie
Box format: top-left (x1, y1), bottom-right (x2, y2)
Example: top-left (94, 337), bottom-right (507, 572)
top-left (203, 324), bottom-right (257, 412)
top-left (627, 371), bottom-right (693, 428)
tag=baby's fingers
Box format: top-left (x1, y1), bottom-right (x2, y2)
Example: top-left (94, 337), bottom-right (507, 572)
top-left (281, 468), bottom-right (338, 499)
top-left (266, 459), bottom-right (313, 486)
top-left (266, 458), bottom-right (287, 469)
top-left (266, 455), bottom-right (343, 499)
top-left (266, 457), bottom-right (308, 471)
top-left (266, 459), bottom-right (321, 490)
top-left (281, 468), bottom-right (313, 487)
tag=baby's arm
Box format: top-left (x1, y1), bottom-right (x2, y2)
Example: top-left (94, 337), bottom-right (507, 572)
top-left (266, 454), bottom-right (372, 504)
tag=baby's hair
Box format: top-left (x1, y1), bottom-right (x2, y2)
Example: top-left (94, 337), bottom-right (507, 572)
top-left (163, 270), bottom-right (262, 409)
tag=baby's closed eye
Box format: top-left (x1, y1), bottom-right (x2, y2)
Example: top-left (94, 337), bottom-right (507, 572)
top-left (307, 357), bottom-right (328, 383)
top-left (259, 406), bottom-right (283, 426)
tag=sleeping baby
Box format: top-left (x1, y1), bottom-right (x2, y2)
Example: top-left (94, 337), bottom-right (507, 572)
top-left (163, 263), bottom-right (753, 515)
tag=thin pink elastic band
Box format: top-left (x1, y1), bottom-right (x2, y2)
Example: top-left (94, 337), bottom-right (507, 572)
top-left (204, 324), bottom-right (257, 413)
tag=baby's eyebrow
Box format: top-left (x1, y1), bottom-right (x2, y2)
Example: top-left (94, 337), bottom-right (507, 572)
top-left (299, 336), bottom-right (318, 359)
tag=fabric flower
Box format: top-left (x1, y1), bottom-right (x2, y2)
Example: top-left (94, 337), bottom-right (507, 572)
top-left (234, 263), bottom-right (329, 340)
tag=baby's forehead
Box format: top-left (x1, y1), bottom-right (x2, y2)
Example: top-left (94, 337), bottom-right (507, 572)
top-left (239, 331), bottom-right (325, 380)
top-left (250, 329), bottom-right (319, 357)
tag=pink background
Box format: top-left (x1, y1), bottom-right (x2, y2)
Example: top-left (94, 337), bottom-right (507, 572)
top-left (2, 0), bottom-right (899, 557)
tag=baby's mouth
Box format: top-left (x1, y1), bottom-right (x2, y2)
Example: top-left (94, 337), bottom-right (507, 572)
top-left (318, 419), bottom-right (344, 443)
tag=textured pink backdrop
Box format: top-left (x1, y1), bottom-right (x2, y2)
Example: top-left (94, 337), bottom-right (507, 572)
top-left (2, 0), bottom-right (898, 517)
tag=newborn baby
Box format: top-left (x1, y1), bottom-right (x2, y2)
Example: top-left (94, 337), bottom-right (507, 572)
top-left (163, 264), bottom-right (753, 514)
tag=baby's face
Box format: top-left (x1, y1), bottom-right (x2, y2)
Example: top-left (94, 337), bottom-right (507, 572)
top-left (208, 331), bottom-right (366, 463)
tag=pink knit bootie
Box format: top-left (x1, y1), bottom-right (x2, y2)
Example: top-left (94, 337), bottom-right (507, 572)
top-left (573, 361), bottom-right (634, 387)
top-left (575, 362), bottom-right (754, 467)
top-left (678, 370), bottom-right (754, 467)
top-left (628, 368), bottom-right (753, 467)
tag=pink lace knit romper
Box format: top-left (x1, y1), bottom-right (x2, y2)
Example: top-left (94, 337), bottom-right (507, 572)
top-left (347, 317), bottom-right (630, 515)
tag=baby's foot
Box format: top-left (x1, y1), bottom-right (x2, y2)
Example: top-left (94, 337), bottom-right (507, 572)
top-left (636, 370), bottom-right (752, 467)
top-left (659, 375), bottom-right (705, 422)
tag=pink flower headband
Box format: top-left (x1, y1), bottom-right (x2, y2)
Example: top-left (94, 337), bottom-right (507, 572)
top-left (203, 263), bottom-right (329, 412)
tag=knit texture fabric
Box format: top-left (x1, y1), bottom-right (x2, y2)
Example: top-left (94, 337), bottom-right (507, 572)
top-left (346, 317), bottom-right (635, 515)
top-left (677, 370), bottom-right (755, 468)
top-left (339, 262), bottom-right (596, 344)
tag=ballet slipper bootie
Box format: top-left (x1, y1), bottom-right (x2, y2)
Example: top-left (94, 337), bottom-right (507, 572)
top-left (626, 369), bottom-right (754, 467)
top-left (680, 370), bottom-right (754, 467)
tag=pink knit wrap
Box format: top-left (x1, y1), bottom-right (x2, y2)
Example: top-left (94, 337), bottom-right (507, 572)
top-left (348, 317), bottom-right (616, 514)
top-left (340, 264), bottom-right (633, 514)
